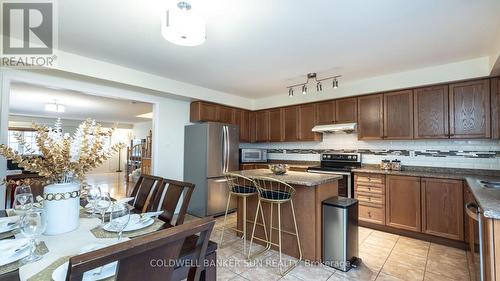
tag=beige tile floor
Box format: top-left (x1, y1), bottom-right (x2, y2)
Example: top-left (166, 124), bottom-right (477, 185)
top-left (186, 213), bottom-right (472, 281)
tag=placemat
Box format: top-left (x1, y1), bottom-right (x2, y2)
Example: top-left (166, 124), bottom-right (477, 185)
top-left (0, 228), bottom-right (19, 240)
top-left (0, 241), bottom-right (49, 275)
top-left (26, 256), bottom-right (115, 281)
top-left (90, 218), bottom-right (164, 239)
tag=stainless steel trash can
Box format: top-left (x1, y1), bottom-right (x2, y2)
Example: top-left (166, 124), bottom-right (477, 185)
top-left (322, 196), bottom-right (359, 272)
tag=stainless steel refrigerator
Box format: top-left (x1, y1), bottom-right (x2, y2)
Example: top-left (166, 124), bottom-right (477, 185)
top-left (184, 122), bottom-right (239, 217)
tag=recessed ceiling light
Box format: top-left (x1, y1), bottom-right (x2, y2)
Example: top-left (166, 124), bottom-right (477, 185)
top-left (136, 112), bottom-right (153, 119)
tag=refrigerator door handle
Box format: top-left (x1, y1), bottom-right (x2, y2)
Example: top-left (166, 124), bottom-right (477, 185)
top-left (223, 125), bottom-right (228, 173)
top-left (226, 125), bottom-right (231, 172)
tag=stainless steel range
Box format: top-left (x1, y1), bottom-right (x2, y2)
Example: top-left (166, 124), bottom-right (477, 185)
top-left (307, 153), bottom-right (361, 198)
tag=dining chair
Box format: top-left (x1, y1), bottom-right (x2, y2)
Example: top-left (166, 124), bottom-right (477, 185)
top-left (148, 178), bottom-right (195, 226)
top-left (66, 217), bottom-right (216, 281)
top-left (129, 174), bottom-right (163, 212)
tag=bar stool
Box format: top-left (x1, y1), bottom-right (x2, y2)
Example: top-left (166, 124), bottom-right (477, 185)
top-left (248, 176), bottom-right (302, 276)
top-left (219, 173), bottom-right (268, 255)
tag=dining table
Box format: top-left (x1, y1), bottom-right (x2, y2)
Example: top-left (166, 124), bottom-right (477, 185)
top-left (0, 207), bottom-right (217, 281)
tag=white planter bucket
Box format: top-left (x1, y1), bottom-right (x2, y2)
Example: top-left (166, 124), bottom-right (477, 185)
top-left (43, 182), bottom-right (80, 235)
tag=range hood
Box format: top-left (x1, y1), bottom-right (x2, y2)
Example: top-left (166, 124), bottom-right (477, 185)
top-left (312, 123), bottom-right (357, 133)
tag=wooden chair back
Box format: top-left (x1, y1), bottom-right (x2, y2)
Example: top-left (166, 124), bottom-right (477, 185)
top-left (66, 217), bottom-right (215, 281)
top-left (129, 174), bottom-right (163, 212)
top-left (149, 179), bottom-right (195, 226)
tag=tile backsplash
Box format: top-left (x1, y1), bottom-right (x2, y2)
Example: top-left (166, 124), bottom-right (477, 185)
top-left (240, 133), bottom-right (500, 170)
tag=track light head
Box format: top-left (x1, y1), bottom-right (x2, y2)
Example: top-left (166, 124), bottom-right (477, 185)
top-left (302, 85), bottom-right (307, 95)
top-left (316, 82), bottom-right (322, 92)
top-left (333, 78), bottom-right (339, 89)
top-left (288, 88), bottom-right (294, 97)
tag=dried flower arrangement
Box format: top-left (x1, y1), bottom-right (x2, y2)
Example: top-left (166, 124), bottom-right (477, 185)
top-left (0, 119), bottom-right (123, 184)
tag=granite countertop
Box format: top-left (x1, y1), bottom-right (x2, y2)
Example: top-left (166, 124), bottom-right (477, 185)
top-left (231, 169), bottom-right (342, 187)
top-left (353, 164), bottom-right (500, 219)
top-left (353, 165), bottom-right (499, 180)
top-left (241, 160), bottom-right (319, 169)
top-left (466, 176), bottom-right (500, 219)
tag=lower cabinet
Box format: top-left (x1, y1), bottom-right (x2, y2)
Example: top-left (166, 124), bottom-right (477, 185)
top-left (421, 178), bottom-right (464, 240)
top-left (356, 173), bottom-right (467, 242)
top-left (385, 175), bottom-right (422, 232)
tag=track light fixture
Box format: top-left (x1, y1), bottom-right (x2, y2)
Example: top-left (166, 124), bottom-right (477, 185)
top-left (286, 73), bottom-right (341, 97)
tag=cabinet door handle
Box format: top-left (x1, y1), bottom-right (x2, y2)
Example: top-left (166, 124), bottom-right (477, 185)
top-left (367, 211), bottom-right (372, 218)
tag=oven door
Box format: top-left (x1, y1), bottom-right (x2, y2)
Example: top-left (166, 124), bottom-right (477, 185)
top-left (307, 170), bottom-right (352, 198)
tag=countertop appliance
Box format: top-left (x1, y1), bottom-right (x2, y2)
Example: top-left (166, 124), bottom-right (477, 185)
top-left (184, 122), bottom-right (239, 217)
top-left (322, 196), bottom-right (360, 272)
top-left (240, 148), bottom-right (268, 163)
top-left (307, 153), bottom-right (362, 198)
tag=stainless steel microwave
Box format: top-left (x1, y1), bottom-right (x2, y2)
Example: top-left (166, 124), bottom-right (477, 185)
top-left (240, 148), bottom-right (268, 163)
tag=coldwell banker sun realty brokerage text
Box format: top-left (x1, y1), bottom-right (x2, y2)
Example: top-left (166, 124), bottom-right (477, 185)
top-left (1, 0), bottom-right (58, 68)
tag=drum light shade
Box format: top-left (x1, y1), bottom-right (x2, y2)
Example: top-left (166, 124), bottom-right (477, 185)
top-left (161, 1), bottom-right (206, 47)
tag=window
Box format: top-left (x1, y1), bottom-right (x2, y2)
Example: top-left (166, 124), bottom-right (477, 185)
top-left (7, 129), bottom-right (40, 155)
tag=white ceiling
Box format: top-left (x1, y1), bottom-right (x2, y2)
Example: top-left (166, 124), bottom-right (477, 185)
top-left (57, 0), bottom-right (500, 98)
top-left (9, 83), bottom-right (153, 124)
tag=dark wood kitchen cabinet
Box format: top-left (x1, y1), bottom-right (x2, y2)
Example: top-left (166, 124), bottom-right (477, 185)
top-left (421, 178), bottom-right (464, 241)
top-left (449, 79), bottom-right (491, 139)
top-left (269, 108), bottom-right (283, 142)
top-left (233, 109), bottom-right (250, 142)
top-left (190, 101), bottom-right (219, 122)
top-left (492, 77), bottom-right (500, 139)
top-left (255, 110), bottom-right (270, 142)
top-left (386, 175), bottom-right (421, 232)
top-left (357, 94), bottom-right (384, 140)
top-left (384, 90), bottom-right (414, 139)
top-left (335, 97), bottom-right (357, 123)
top-left (414, 85), bottom-right (449, 139)
top-left (316, 101), bottom-right (336, 125)
top-left (299, 103), bottom-right (321, 141)
top-left (218, 106), bottom-right (234, 124)
top-left (282, 106), bottom-right (299, 141)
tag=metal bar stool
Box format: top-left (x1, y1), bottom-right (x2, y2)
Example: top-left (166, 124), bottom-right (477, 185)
top-left (219, 173), bottom-right (268, 255)
top-left (248, 176), bottom-right (302, 276)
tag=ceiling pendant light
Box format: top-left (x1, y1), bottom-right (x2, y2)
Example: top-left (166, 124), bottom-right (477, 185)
top-left (286, 73), bottom-right (341, 97)
top-left (161, 1), bottom-right (206, 47)
top-left (45, 100), bottom-right (65, 113)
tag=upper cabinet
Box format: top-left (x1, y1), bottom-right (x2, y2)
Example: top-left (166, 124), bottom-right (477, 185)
top-left (218, 106), bottom-right (234, 124)
top-left (493, 77), bottom-right (500, 139)
top-left (449, 79), bottom-right (490, 139)
top-left (233, 109), bottom-right (250, 142)
top-left (336, 98), bottom-right (358, 123)
top-left (384, 90), bottom-right (413, 139)
top-left (316, 101), bottom-right (336, 125)
top-left (269, 108), bottom-right (283, 142)
top-left (283, 106), bottom-right (299, 141)
top-left (357, 94), bottom-right (384, 140)
top-left (255, 110), bottom-right (270, 142)
top-left (414, 85), bottom-right (449, 139)
top-left (190, 101), bottom-right (219, 122)
top-left (299, 104), bottom-right (322, 141)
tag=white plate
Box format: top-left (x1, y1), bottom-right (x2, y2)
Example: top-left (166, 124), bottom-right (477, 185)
top-left (0, 242), bottom-right (30, 266)
top-left (52, 261), bottom-right (117, 281)
top-left (0, 223), bottom-right (19, 234)
top-left (103, 217), bottom-right (154, 233)
top-left (0, 238), bottom-right (29, 257)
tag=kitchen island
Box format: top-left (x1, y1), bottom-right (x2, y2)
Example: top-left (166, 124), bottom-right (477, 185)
top-left (231, 169), bottom-right (342, 261)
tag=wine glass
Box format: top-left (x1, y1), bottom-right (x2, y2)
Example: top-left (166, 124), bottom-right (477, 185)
top-left (95, 192), bottom-right (112, 225)
top-left (20, 209), bottom-right (46, 264)
top-left (110, 203), bottom-right (130, 241)
top-left (86, 186), bottom-right (101, 217)
top-left (14, 185), bottom-right (33, 212)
